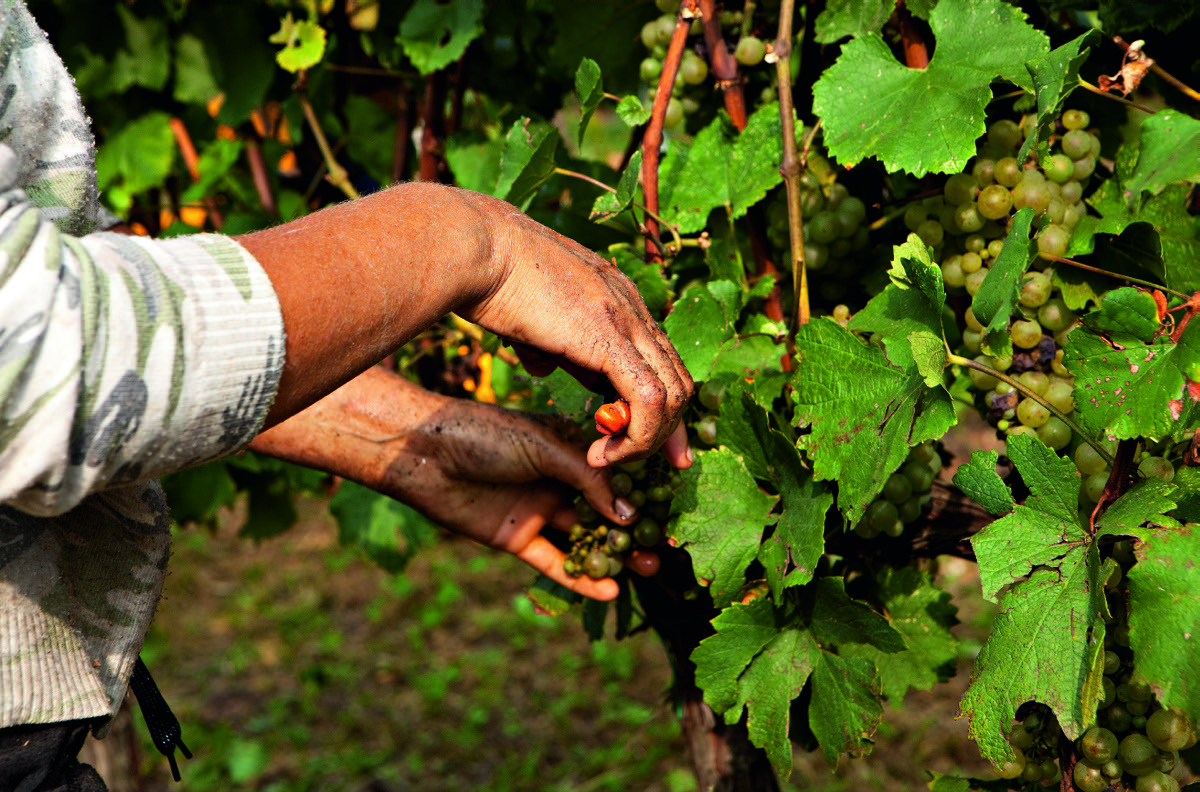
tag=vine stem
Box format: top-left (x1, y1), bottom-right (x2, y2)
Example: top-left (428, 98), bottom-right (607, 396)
top-left (1113, 36), bottom-right (1200, 104)
top-left (700, 0), bottom-right (748, 130)
top-left (946, 352), bottom-right (1116, 466)
top-left (553, 167), bottom-right (684, 254)
top-left (641, 1), bottom-right (697, 263)
top-left (1046, 254), bottom-right (1191, 301)
top-left (244, 139), bottom-right (278, 217)
top-left (773, 0), bottom-right (808, 328)
top-left (294, 72), bottom-right (359, 199)
top-left (1077, 79), bottom-right (1158, 115)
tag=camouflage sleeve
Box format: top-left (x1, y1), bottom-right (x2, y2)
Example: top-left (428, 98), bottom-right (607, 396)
top-left (0, 145), bottom-right (285, 516)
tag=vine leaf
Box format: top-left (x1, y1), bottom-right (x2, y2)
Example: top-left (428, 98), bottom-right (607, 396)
top-left (269, 13), bottom-right (327, 73)
top-left (590, 150), bottom-right (642, 223)
top-left (575, 58), bottom-right (604, 147)
top-left (808, 652), bottom-right (883, 763)
top-left (664, 282), bottom-right (738, 379)
top-left (1064, 317), bottom-right (1200, 442)
top-left (397, 0), bottom-right (485, 75)
top-left (658, 104), bottom-right (785, 234)
top-left (494, 119), bottom-right (559, 207)
top-left (1016, 30), bottom-right (1100, 166)
top-left (608, 239), bottom-right (668, 317)
top-left (813, 0), bottom-right (895, 43)
top-left (1126, 526), bottom-right (1200, 717)
top-left (616, 95), bottom-right (652, 126)
top-left (973, 207), bottom-right (1035, 359)
top-left (812, 0), bottom-right (1048, 176)
top-left (669, 448), bottom-right (778, 607)
top-left (329, 481), bottom-right (438, 573)
top-left (1079, 287), bottom-right (1161, 345)
top-left (841, 568), bottom-right (960, 701)
top-left (1123, 111), bottom-right (1200, 199)
top-left (951, 450), bottom-right (1015, 516)
top-left (806, 577), bottom-right (906, 653)
top-left (848, 234), bottom-right (946, 366)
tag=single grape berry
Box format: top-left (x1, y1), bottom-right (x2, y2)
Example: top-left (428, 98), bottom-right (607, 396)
top-left (1146, 709), bottom-right (1193, 752)
top-left (881, 472), bottom-right (913, 504)
top-left (1119, 733), bottom-right (1160, 776)
top-left (610, 472), bottom-right (634, 497)
top-left (633, 517), bottom-right (662, 546)
top-left (734, 36), bottom-right (765, 65)
top-left (680, 51), bottom-right (708, 84)
top-left (584, 549), bottom-right (610, 580)
top-left (1138, 456), bottom-right (1175, 483)
top-left (695, 414), bottom-right (718, 446)
top-left (698, 378), bottom-right (727, 411)
top-left (640, 57), bottom-right (663, 82)
top-left (1080, 726), bottom-right (1119, 763)
top-left (1062, 109), bottom-right (1090, 130)
top-left (607, 529), bottom-right (632, 554)
top-left (627, 549), bottom-right (661, 576)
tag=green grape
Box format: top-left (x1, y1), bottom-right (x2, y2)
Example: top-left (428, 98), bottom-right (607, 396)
top-left (734, 36), bottom-right (765, 65)
top-left (1046, 198), bottom-right (1067, 225)
top-left (680, 51), bottom-right (708, 84)
top-left (1019, 760), bottom-right (1044, 783)
top-left (972, 158), bottom-right (996, 185)
top-left (1083, 470), bottom-right (1109, 502)
top-left (1010, 318), bottom-right (1043, 349)
top-left (1062, 201), bottom-right (1086, 229)
top-left (941, 259), bottom-right (966, 288)
top-left (1044, 153), bottom-right (1075, 183)
top-left (994, 157), bottom-right (1021, 187)
top-left (647, 485), bottom-right (673, 502)
top-left (1102, 758), bottom-right (1124, 778)
top-left (944, 173), bottom-right (979, 205)
top-left (960, 252), bottom-right (982, 274)
top-left (897, 497), bottom-right (922, 523)
top-left (987, 238), bottom-right (1005, 258)
top-left (1062, 109), bottom-right (1090, 130)
top-left (953, 203), bottom-right (985, 233)
top-left (1017, 370), bottom-right (1050, 396)
top-left (576, 500), bottom-right (600, 523)
top-left (663, 97), bottom-right (684, 128)
top-left (961, 328), bottom-right (981, 352)
top-left (837, 196), bottom-right (867, 227)
top-left (633, 517), bottom-right (662, 546)
top-left (628, 489), bottom-right (646, 507)
top-left (1016, 397), bottom-right (1050, 428)
top-left (802, 188), bottom-right (825, 215)
top-left (883, 519), bottom-right (905, 537)
top-left (1037, 223), bottom-right (1071, 259)
top-left (977, 184), bottom-right (1013, 219)
top-left (903, 203), bottom-right (928, 231)
top-left (1074, 762), bottom-right (1108, 792)
top-left (698, 379), bottom-right (727, 411)
top-left (584, 549), bottom-right (610, 579)
top-left (965, 234), bottom-right (987, 254)
top-left (805, 241), bottom-right (829, 270)
top-left (641, 21), bottom-right (660, 48)
top-left (987, 119), bottom-right (1022, 152)
top-left (607, 528), bottom-right (632, 553)
top-left (1038, 298), bottom-right (1077, 333)
top-left (1036, 416), bottom-right (1070, 449)
top-left (1014, 181), bottom-right (1052, 214)
top-left (1009, 723), bottom-right (1035, 749)
top-left (1138, 456), bottom-right (1175, 483)
top-left (916, 218), bottom-right (944, 247)
top-left (1127, 698), bottom-right (1150, 716)
top-left (1073, 155), bottom-right (1097, 180)
top-left (1147, 709), bottom-right (1193, 752)
top-left (1100, 675), bottom-right (1116, 708)
top-left (1119, 733), bottom-right (1161, 776)
top-left (1061, 129), bottom-right (1092, 159)
top-left (866, 499), bottom-right (900, 534)
top-left (1075, 443), bottom-right (1108, 476)
top-left (832, 304), bottom-right (851, 322)
top-left (808, 210), bottom-right (840, 244)
top-left (1136, 770), bottom-right (1180, 792)
top-left (1061, 179), bottom-right (1084, 204)
top-left (1080, 726), bottom-right (1120, 763)
top-left (902, 460), bottom-right (935, 493)
top-left (882, 472), bottom-right (913, 504)
top-left (1040, 759), bottom-right (1060, 781)
top-left (695, 414), bottom-right (717, 446)
top-left (995, 747), bottom-right (1026, 779)
top-left (640, 57), bottom-right (663, 82)
top-left (964, 306), bottom-right (985, 332)
top-left (1157, 750), bottom-right (1177, 774)
top-left (611, 472), bottom-right (634, 496)
top-left (654, 14), bottom-right (676, 45)
top-left (965, 267), bottom-right (988, 296)
top-left (826, 182), bottom-right (850, 208)
top-left (967, 356), bottom-right (1000, 389)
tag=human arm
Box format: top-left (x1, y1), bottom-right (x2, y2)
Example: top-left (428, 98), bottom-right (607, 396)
top-left (235, 182), bottom-right (693, 466)
top-left (247, 366), bottom-right (636, 599)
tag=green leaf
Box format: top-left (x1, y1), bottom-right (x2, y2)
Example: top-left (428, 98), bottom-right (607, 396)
top-left (270, 13), bottom-right (327, 73)
top-left (575, 58), bottom-right (604, 147)
top-left (1079, 287), bottom-right (1162, 345)
top-left (909, 331), bottom-right (948, 388)
top-left (226, 739), bottom-right (269, 784)
top-left (397, 0), bottom-right (485, 75)
top-left (814, 0), bottom-right (895, 42)
top-left (445, 132), bottom-right (504, 195)
top-left (526, 574), bottom-right (583, 617)
top-left (808, 652), bottom-right (883, 762)
top-left (842, 568), bottom-right (960, 700)
top-left (1124, 111), bottom-right (1200, 199)
top-left (664, 283), bottom-right (737, 380)
top-left (180, 139), bottom-right (244, 205)
top-left (812, 0), bottom-right (1048, 176)
top-left (615, 95), bottom-right (652, 127)
top-left (494, 119), bottom-right (559, 207)
top-left (693, 597), bottom-right (790, 714)
top-left (848, 234), bottom-right (946, 366)
top-left (1127, 526), bottom-right (1200, 717)
top-left (583, 598), bottom-right (608, 641)
top-left (1015, 30), bottom-right (1099, 166)
top-left (529, 368), bottom-right (598, 418)
top-left (970, 433), bottom-right (1086, 601)
top-left (927, 773), bottom-right (973, 792)
top-left (1065, 319), bottom-right (1200, 441)
top-left (160, 461), bottom-right (237, 528)
top-left (590, 150), bottom-right (643, 223)
top-left (608, 240), bottom-right (669, 317)
top-left (669, 448), bottom-right (778, 607)
top-left (806, 577), bottom-right (906, 653)
top-left (658, 104), bottom-right (785, 234)
top-left (94, 112), bottom-right (177, 214)
top-left (972, 208), bottom-right (1035, 358)
top-left (792, 319), bottom-right (956, 523)
top-left (1096, 478), bottom-right (1181, 540)
top-left (329, 481), bottom-right (439, 573)
top-left (952, 450), bottom-right (1015, 516)
top-left (172, 33), bottom-right (220, 104)
top-left (115, 6), bottom-right (169, 91)
top-left (1174, 467), bottom-right (1200, 523)
top-left (343, 94), bottom-right (398, 187)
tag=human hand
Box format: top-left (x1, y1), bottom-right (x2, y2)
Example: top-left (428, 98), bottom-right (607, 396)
top-left (458, 194), bottom-right (694, 468)
top-left (249, 367), bottom-right (642, 599)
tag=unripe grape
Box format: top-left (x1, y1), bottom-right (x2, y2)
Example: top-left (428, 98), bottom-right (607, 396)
top-left (1074, 155), bottom-right (1097, 180)
top-left (1100, 675), bottom-right (1116, 708)
top-left (1046, 198), bottom-right (1067, 225)
top-left (1062, 201), bottom-right (1086, 229)
top-left (994, 157), bottom-right (1021, 187)
top-left (698, 378), bottom-right (727, 411)
top-left (838, 196), bottom-right (867, 227)
top-left (654, 14), bottom-right (676, 45)
top-left (961, 329), bottom-right (981, 352)
top-left (1062, 109), bottom-right (1090, 130)
top-left (647, 485), bottom-right (673, 502)
top-left (826, 182), bottom-right (850, 208)
top-left (1014, 181), bottom-right (1052, 214)
top-left (680, 51), bottom-right (708, 84)
top-left (903, 203), bottom-right (928, 232)
top-left (944, 173), bottom-right (979, 206)
top-left (1020, 760), bottom-right (1044, 783)
top-left (1019, 272), bottom-right (1052, 307)
top-left (576, 501), bottom-right (600, 523)
top-left (960, 251), bottom-right (982, 274)
top-left (607, 528), bottom-right (632, 553)
top-left (664, 97), bottom-right (684, 128)
top-left (1136, 770), bottom-right (1180, 792)
top-left (695, 414), bottom-right (718, 446)
top-left (1103, 650), bottom-right (1121, 675)
top-left (1083, 470), bottom-right (1109, 502)
top-left (1061, 129), bottom-right (1092, 159)
top-left (1138, 456), bottom-right (1175, 483)
top-left (1017, 371), bottom-right (1050, 397)
top-left (987, 119), bottom-right (1022, 152)
top-left (1074, 761), bottom-right (1107, 792)
top-left (973, 158), bottom-right (996, 185)
top-left (808, 210), bottom-right (840, 244)
top-left (902, 460), bottom-right (935, 493)
top-left (802, 188), bottom-right (825, 216)
top-left (881, 472), bottom-right (913, 504)
top-left (995, 747), bottom-right (1026, 779)
top-left (1044, 153), bottom-right (1075, 183)
top-left (611, 472), bottom-right (634, 497)
top-left (1011, 319), bottom-right (1043, 349)
top-left (987, 238), bottom-right (1005, 258)
top-left (865, 498), bottom-right (899, 534)
top-left (640, 57), bottom-right (663, 82)
top-left (1119, 733), bottom-right (1161, 776)
top-left (1037, 224), bottom-right (1071, 259)
top-left (1016, 397), bottom-right (1050, 428)
top-left (954, 203), bottom-right (985, 233)
top-left (633, 517), bottom-right (662, 546)
top-left (1075, 443), bottom-right (1107, 476)
top-left (1102, 758), bottom-right (1123, 777)
top-left (965, 267), bottom-right (988, 296)
top-left (734, 36), bottom-right (766, 65)
top-left (1009, 723), bottom-right (1035, 749)
top-left (916, 218), bottom-right (944, 247)
top-left (832, 304), bottom-right (851, 322)
top-left (805, 241), bottom-right (829, 270)
top-left (641, 21), bottom-right (660, 48)
top-left (1038, 298), bottom-right (1076, 333)
top-left (941, 259), bottom-right (966, 288)
top-left (977, 184), bottom-right (1012, 219)
top-left (1061, 179), bottom-right (1084, 204)
top-left (1081, 726), bottom-right (1120, 763)
top-left (897, 497), bottom-right (922, 523)
top-left (964, 306), bottom-right (985, 332)
top-left (584, 549), bottom-right (610, 579)
top-left (967, 356), bottom-right (1000, 389)
top-left (1147, 709), bottom-right (1193, 752)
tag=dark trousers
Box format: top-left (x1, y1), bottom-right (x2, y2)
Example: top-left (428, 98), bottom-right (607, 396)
top-left (0, 719), bottom-right (108, 792)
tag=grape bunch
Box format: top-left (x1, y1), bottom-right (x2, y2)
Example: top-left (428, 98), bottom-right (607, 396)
top-left (854, 441), bottom-right (941, 539)
top-left (994, 704), bottom-right (1064, 784)
top-left (563, 456), bottom-right (679, 580)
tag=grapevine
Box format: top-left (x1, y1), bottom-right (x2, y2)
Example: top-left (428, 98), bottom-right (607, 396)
top-left (59, 0), bottom-right (1200, 789)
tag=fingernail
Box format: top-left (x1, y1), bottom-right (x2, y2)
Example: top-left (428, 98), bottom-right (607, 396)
top-left (614, 497), bottom-right (636, 520)
top-left (685, 444), bottom-right (694, 465)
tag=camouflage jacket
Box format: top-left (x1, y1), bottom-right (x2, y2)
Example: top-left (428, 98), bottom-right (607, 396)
top-left (0, 1), bottom-right (285, 728)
